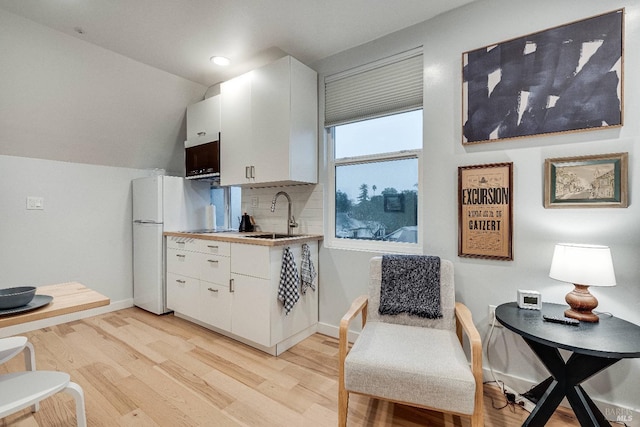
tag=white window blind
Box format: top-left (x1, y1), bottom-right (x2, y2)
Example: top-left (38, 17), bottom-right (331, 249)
top-left (324, 48), bottom-right (423, 127)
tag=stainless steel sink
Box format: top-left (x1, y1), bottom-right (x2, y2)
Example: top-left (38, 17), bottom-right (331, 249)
top-left (247, 233), bottom-right (292, 239)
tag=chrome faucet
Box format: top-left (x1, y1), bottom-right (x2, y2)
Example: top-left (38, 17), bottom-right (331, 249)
top-left (271, 191), bottom-right (298, 236)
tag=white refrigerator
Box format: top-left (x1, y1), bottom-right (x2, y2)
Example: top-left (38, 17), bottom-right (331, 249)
top-left (133, 175), bottom-right (210, 314)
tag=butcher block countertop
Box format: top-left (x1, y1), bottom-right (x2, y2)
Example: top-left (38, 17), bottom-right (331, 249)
top-left (0, 282), bottom-right (110, 328)
top-left (163, 231), bottom-right (323, 247)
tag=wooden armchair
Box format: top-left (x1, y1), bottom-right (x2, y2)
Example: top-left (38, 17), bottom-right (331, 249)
top-left (339, 256), bottom-right (483, 426)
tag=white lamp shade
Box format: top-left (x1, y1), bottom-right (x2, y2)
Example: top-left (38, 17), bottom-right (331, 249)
top-left (549, 243), bottom-right (616, 287)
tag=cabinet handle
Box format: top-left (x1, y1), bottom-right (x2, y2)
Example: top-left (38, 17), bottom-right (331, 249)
top-left (207, 259), bottom-right (219, 263)
top-left (197, 131), bottom-right (206, 136)
top-left (250, 165), bottom-right (255, 179)
top-left (207, 287), bottom-right (219, 293)
top-left (245, 166), bottom-right (251, 179)
top-left (207, 245), bottom-right (218, 249)
top-left (176, 254), bottom-right (186, 258)
top-left (176, 241), bottom-right (185, 245)
top-left (229, 278), bottom-right (235, 293)
top-left (176, 279), bottom-right (186, 284)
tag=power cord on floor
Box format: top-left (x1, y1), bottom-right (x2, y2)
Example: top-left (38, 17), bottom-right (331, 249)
top-left (484, 312), bottom-right (528, 413)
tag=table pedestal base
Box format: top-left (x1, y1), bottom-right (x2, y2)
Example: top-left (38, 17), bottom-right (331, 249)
top-left (522, 337), bottom-right (619, 427)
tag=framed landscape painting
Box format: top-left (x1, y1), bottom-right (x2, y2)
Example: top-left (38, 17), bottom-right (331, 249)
top-left (462, 9), bottom-right (623, 144)
top-left (544, 152), bottom-right (628, 208)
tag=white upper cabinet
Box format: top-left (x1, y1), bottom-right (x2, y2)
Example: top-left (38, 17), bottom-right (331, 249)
top-left (220, 56), bottom-right (318, 187)
top-left (185, 95), bottom-right (221, 148)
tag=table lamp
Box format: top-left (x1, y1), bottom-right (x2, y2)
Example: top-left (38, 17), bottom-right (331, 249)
top-left (549, 243), bottom-right (616, 322)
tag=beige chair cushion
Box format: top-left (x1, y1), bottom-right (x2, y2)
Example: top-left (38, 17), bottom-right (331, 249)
top-left (367, 257), bottom-right (456, 331)
top-left (344, 321), bottom-right (476, 415)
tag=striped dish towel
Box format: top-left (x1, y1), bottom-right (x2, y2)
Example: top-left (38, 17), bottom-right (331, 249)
top-left (300, 243), bottom-right (317, 294)
top-left (278, 247), bottom-right (300, 315)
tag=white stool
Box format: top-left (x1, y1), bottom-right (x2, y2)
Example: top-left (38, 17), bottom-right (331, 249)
top-left (0, 371), bottom-right (87, 427)
top-left (0, 336), bottom-right (38, 411)
top-left (0, 336), bottom-right (35, 368)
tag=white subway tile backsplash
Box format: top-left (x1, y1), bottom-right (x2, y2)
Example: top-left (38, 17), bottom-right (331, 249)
top-left (241, 184), bottom-right (324, 235)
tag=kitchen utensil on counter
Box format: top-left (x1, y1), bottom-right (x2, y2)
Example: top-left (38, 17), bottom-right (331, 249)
top-left (239, 212), bottom-right (254, 232)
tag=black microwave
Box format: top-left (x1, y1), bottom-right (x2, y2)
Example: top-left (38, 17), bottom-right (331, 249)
top-left (185, 135), bottom-right (220, 180)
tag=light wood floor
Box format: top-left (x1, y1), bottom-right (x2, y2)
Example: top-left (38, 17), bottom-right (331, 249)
top-left (0, 307), bottom-right (580, 426)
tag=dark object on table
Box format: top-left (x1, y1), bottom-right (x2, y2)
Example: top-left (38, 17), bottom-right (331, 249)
top-left (542, 314), bottom-right (579, 326)
top-left (0, 287), bottom-right (37, 309)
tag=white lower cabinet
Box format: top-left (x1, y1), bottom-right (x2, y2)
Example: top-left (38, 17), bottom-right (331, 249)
top-left (165, 236), bottom-right (319, 355)
top-left (229, 273), bottom-right (270, 346)
top-left (199, 281), bottom-right (232, 331)
top-left (166, 273), bottom-right (199, 317)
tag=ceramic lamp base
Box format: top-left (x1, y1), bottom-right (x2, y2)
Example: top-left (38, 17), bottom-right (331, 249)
top-left (565, 284), bottom-right (599, 323)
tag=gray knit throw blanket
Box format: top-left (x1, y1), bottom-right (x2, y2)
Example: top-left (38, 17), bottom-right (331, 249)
top-left (379, 255), bottom-right (442, 319)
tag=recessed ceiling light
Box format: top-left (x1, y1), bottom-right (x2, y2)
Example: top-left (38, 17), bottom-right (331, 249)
top-left (210, 56), bottom-right (230, 66)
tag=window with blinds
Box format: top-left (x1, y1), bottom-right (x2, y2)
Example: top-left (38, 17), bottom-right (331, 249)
top-left (325, 48), bottom-right (424, 252)
top-left (325, 48), bottom-right (423, 127)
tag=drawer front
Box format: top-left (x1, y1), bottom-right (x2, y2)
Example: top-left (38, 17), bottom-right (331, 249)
top-left (199, 282), bottom-right (232, 330)
top-left (166, 273), bottom-right (199, 317)
top-left (194, 239), bottom-right (231, 257)
top-left (166, 249), bottom-right (199, 278)
top-left (230, 243), bottom-right (270, 279)
top-left (166, 236), bottom-right (199, 252)
top-left (198, 253), bottom-right (231, 285)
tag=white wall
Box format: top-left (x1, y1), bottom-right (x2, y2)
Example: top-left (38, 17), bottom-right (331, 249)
top-left (0, 8), bottom-right (207, 175)
top-left (314, 0), bottom-right (640, 416)
top-left (0, 10), bottom-right (208, 309)
top-left (0, 155), bottom-right (148, 303)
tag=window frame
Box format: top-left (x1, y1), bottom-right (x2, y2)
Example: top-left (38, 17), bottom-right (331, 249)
top-left (326, 120), bottom-right (423, 254)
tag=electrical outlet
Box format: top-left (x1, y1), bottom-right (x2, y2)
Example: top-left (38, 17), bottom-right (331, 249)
top-left (251, 196), bottom-right (259, 208)
top-left (489, 305), bottom-right (502, 327)
top-left (26, 196), bottom-right (44, 210)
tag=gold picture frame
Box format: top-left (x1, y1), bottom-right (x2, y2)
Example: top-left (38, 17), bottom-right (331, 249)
top-left (458, 162), bottom-right (513, 260)
top-left (544, 152), bottom-right (628, 208)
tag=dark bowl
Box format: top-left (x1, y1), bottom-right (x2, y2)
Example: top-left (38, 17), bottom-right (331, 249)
top-left (0, 286), bottom-right (37, 310)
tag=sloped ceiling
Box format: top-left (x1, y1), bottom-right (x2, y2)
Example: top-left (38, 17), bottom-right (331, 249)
top-left (0, 0), bottom-right (475, 87)
top-left (0, 1), bottom-right (475, 172)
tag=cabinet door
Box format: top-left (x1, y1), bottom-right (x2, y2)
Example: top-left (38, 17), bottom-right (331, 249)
top-left (199, 281), bottom-right (232, 330)
top-left (220, 72), bottom-right (253, 186)
top-left (251, 57), bottom-right (291, 184)
top-left (166, 249), bottom-right (199, 279)
top-left (198, 253), bottom-right (230, 285)
top-left (186, 95), bottom-right (221, 146)
top-left (230, 273), bottom-right (271, 347)
top-left (166, 273), bottom-right (199, 318)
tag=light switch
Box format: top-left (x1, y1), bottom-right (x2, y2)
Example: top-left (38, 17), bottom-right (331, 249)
top-left (251, 196), bottom-right (259, 208)
top-left (26, 196), bottom-right (44, 210)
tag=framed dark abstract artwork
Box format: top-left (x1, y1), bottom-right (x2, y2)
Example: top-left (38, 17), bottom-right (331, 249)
top-left (544, 152), bottom-right (628, 208)
top-left (462, 9), bottom-right (623, 144)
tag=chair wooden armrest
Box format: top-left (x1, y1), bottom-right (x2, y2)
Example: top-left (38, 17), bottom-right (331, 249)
top-left (338, 295), bottom-right (368, 427)
top-left (455, 302), bottom-right (484, 426)
top-left (339, 295), bottom-right (368, 360)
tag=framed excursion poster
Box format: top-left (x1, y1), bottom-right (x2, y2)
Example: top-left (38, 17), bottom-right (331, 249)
top-left (462, 9), bottom-right (623, 144)
top-left (544, 152), bottom-right (628, 208)
top-left (458, 163), bottom-right (513, 260)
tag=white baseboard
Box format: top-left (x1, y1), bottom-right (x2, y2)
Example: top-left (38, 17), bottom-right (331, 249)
top-left (317, 321), bottom-right (360, 342)
top-left (0, 298), bottom-right (133, 338)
